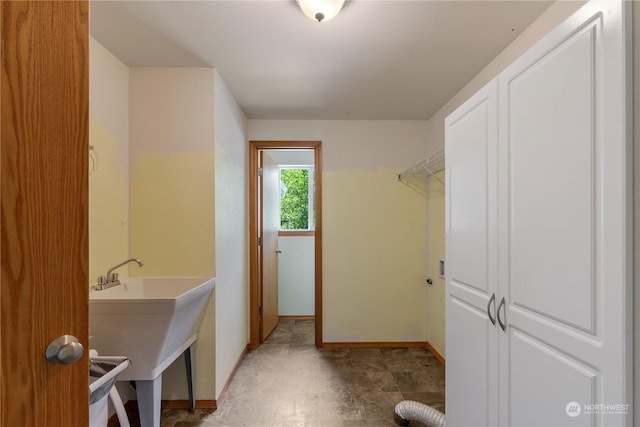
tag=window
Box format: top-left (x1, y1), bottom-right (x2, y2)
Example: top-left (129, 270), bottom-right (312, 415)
top-left (279, 166), bottom-right (314, 230)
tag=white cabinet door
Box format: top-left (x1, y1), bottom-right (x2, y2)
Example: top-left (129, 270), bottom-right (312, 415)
top-left (446, 2), bottom-right (631, 426)
top-left (497, 1), bottom-right (632, 426)
top-left (445, 78), bottom-right (499, 427)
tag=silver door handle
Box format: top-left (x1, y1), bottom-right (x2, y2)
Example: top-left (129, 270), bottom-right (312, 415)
top-left (497, 297), bottom-right (506, 331)
top-left (45, 335), bottom-right (84, 364)
top-left (276, 249), bottom-right (282, 254)
top-left (487, 293), bottom-right (496, 326)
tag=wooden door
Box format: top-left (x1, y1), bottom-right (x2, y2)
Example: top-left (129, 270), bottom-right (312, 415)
top-left (260, 152), bottom-right (279, 340)
top-left (0, 1), bottom-right (89, 426)
top-left (445, 78), bottom-right (499, 426)
top-left (498, 2), bottom-right (631, 425)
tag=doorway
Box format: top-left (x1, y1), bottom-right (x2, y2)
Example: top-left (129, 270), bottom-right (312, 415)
top-left (248, 141), bottom-right (322, 349)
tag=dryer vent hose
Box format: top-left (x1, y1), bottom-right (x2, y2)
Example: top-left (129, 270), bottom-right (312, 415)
top-left (394, 400), bottom-right (446, 427)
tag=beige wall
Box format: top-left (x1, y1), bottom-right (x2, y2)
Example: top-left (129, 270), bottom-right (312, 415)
top-left (213, 70), bottom-right (249, 397)
top-left (422, 0), bottom-right (587, 358)
top-left (88, 38), bottom-right (131, 283)
top-left (248, 120), bottom-right (430, 343)
top-left (129, 68), bottom-right (216, 399)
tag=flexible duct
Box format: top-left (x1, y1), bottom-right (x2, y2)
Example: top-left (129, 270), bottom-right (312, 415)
top-left (394, 400), bottom-right (446, 427)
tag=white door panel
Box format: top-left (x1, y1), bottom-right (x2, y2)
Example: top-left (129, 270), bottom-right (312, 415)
top-left (510, 328), bottom-right (597, 427)
top-left (507, 24), bottom-right (596, 332)
top-left (447, 94), bottom-right (494, 294)
top-left (446, 2), bottom-right (630, 425)
top-left (445, 78), bottom-right (499, 427)
top-left (498, 1), bottom-right (631, 425)
top-left (446, 297), bottom-right (494, 426)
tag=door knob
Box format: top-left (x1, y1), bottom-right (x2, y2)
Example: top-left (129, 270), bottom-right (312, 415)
top-left (276, 249), bottom-right (283, 254)
top-left (45, 335), bottom-right (84, 364)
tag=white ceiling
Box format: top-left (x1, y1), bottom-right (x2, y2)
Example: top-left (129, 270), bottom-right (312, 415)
top-left (90, 0), bottom-right (553, 120)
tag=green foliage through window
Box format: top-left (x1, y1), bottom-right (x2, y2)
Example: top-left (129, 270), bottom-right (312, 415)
top-left (280, 168), bottom-right (310, 229)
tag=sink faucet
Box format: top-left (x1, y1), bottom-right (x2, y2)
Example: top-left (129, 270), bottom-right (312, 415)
top-left (95, 258), bottom-right (144, 291)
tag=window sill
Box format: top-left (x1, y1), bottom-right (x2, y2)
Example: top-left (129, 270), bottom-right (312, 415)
top-left (278, 230), bottom-right (315, 237)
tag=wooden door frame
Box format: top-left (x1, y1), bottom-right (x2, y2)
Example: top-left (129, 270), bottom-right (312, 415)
top-left (249, 141), bottom-right (322, 349)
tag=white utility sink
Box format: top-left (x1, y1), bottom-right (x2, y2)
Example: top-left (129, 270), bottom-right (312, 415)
top-left (89, 277), bottom-right (215, 427)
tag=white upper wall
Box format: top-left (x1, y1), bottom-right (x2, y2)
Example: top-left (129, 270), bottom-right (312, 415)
top-left (89, 37), bottom-right (129, 151)
top-left (249, 120), bottom-right (430, 170)
top-left (129, 68), bottom-right (216, 153)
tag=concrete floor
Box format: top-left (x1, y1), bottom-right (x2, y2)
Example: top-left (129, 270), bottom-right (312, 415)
top-left (125, 319), bottom-right (445, 426)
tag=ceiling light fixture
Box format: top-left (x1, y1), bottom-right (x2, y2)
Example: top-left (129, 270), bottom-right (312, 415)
top-left (296, 0), bottom-right (346, 23)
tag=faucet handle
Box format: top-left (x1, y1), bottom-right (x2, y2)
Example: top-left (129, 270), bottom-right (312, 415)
top-left (97, 276), bottom-right (107, 286)
top-left (109, 272), bottom-right (119, 283)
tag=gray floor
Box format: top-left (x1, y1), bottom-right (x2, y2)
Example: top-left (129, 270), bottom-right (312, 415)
top-left (126, 319), bottom-right (445, 427)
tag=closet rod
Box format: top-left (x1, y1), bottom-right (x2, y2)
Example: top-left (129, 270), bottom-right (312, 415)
top-left (397, 148), bottom-right (445, 185)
